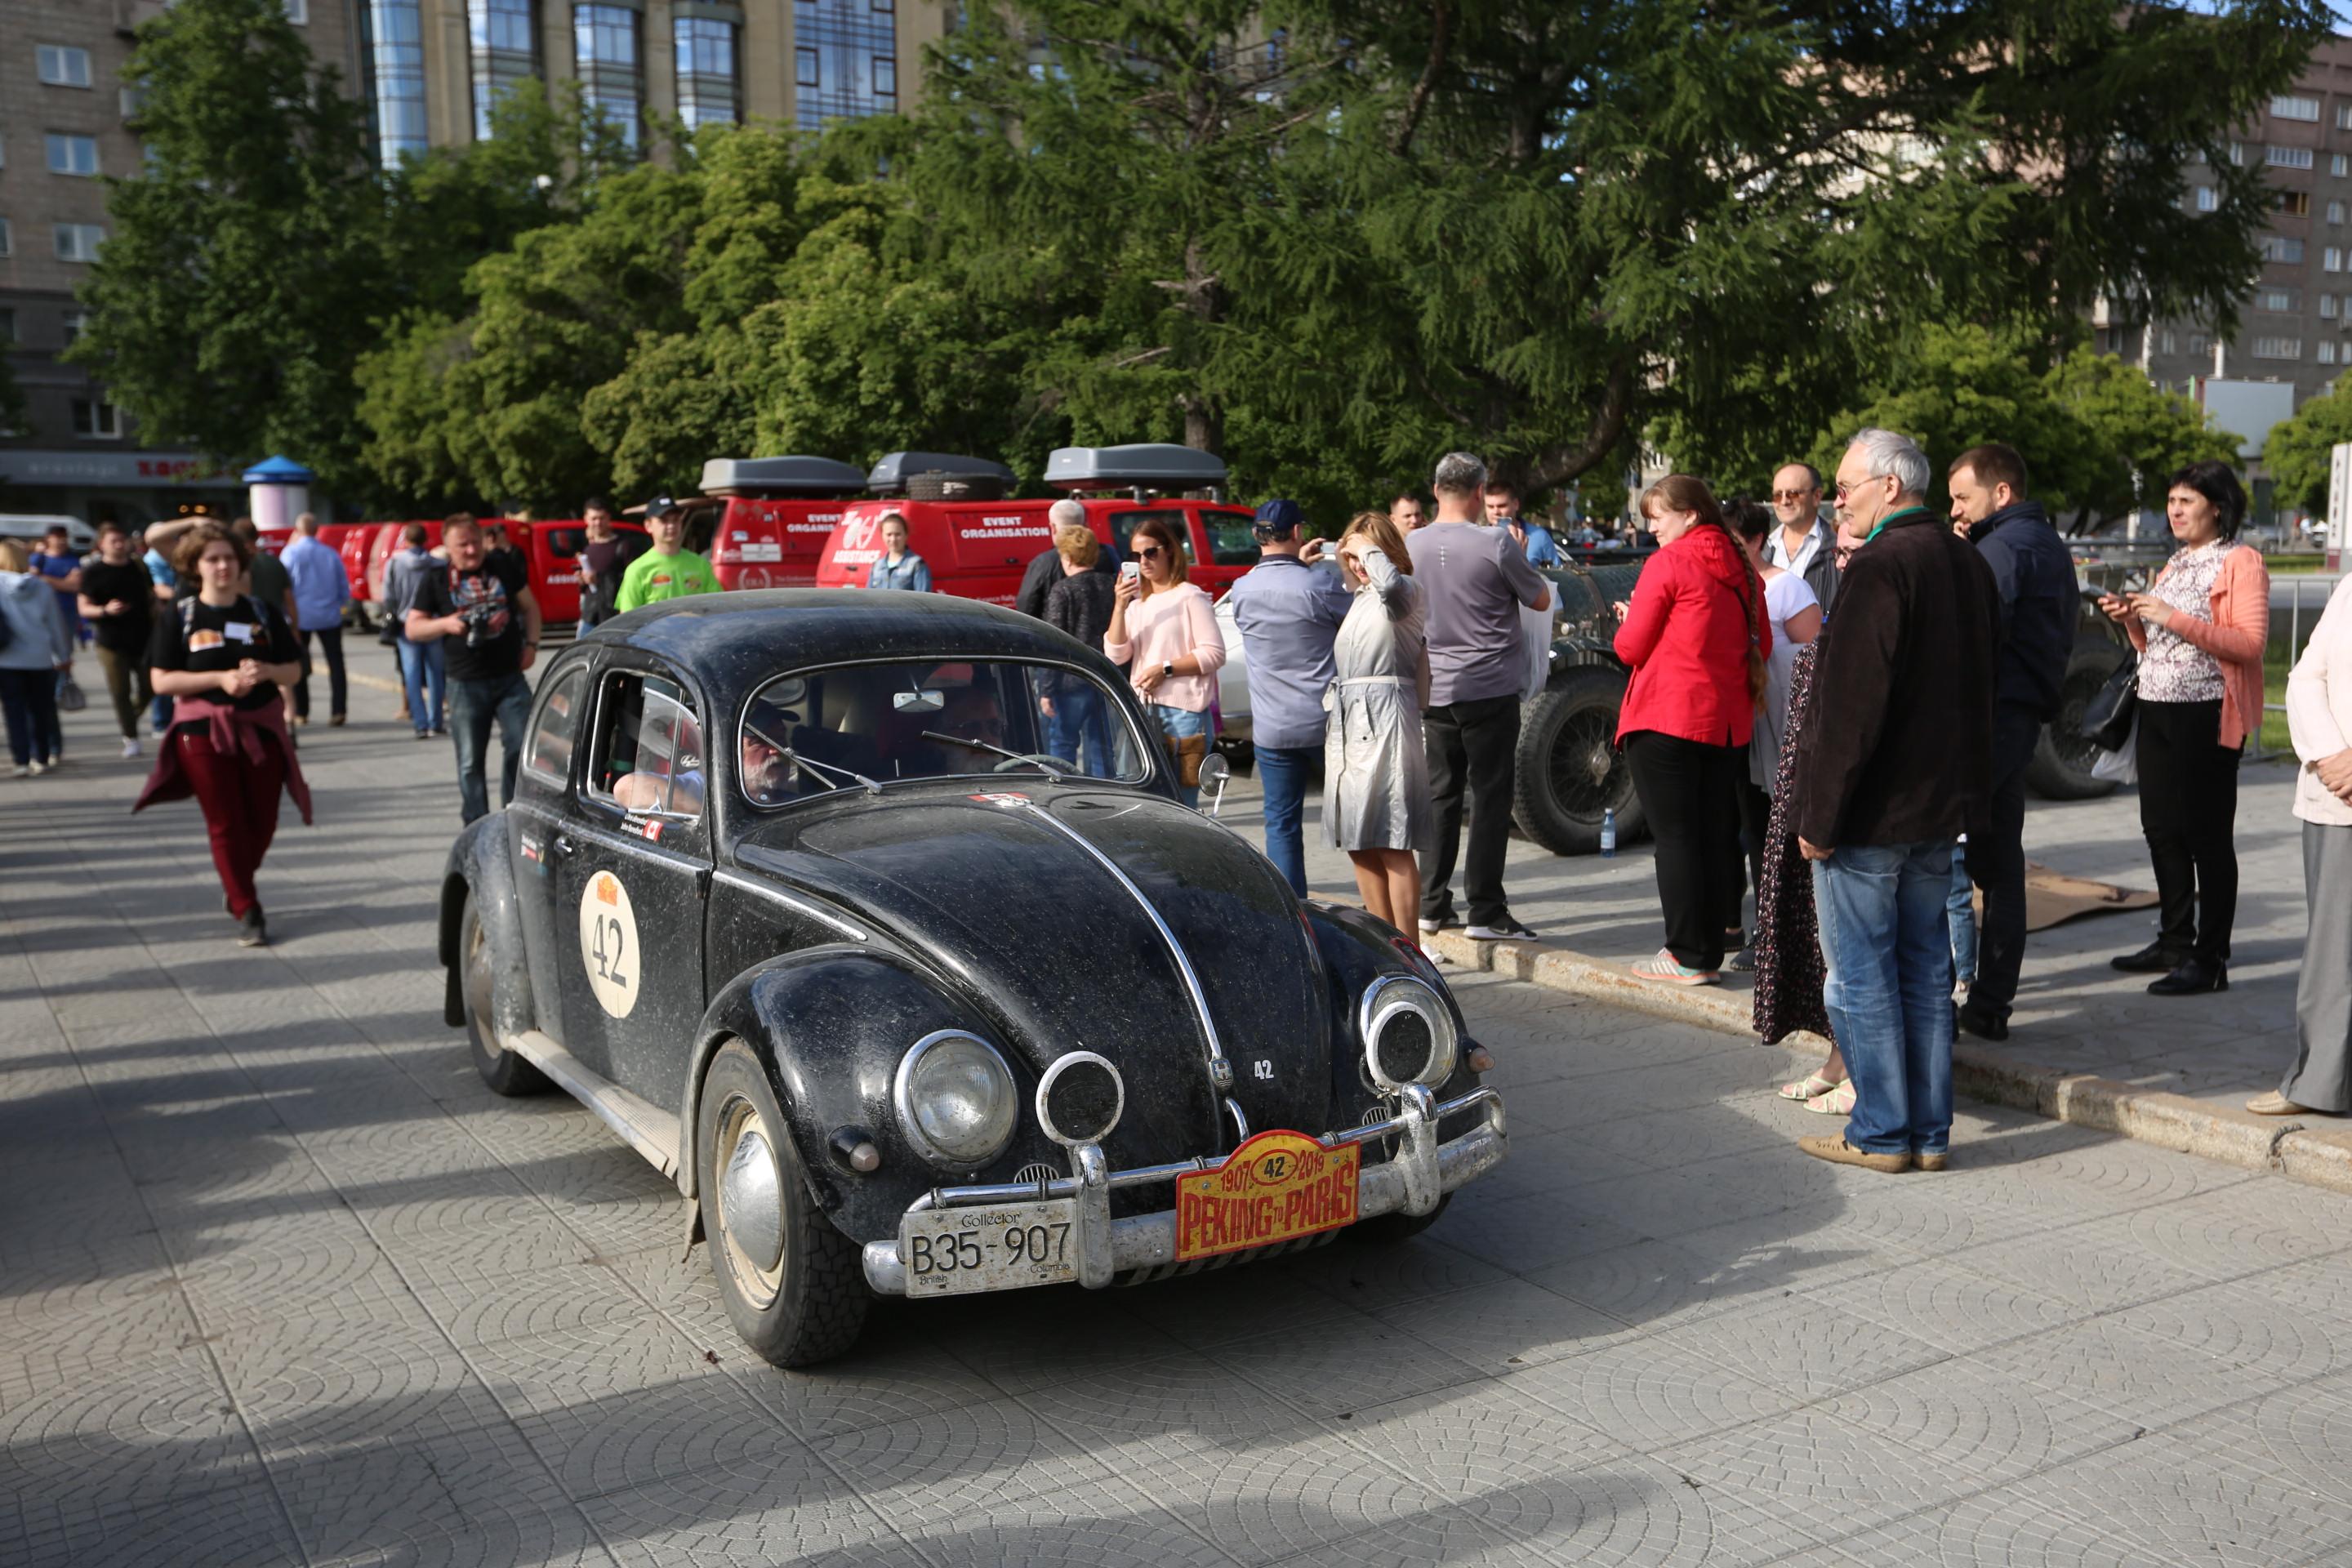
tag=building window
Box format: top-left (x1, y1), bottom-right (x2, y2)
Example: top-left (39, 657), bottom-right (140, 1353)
top-left (674, 17), bottom-right (741, 130)
top-left (45, 134), bottom-right (100, 176)
top-left (2252, 336), bottom-right (2303, 360)
top-left (2332, 201), bottom-right (2346, 225)
top-left (2261, 288), bottom-right (2298, 311)
top-left (2336, 155), bottom-right (2349, 179)
top-left (54, 224), bottom-right (105, 262)
top-left (2160, 329), bottom-right (2176, 354)
top-left (2281, 190), bottom-right (2312, 217)
top-left (469, 0), bottom-right (537, 140)
top-left (2194, 185), bottom-right (2218, 213)
top-left (0, 219), bottom-right (11, 258)
top-left (2273, 95), bottom-right (2321, 122)
top-left (362, 2), bottom-right (430, 167)
top-left (796, 47), bottom-right (820, 87)
top-left (576, 4), bottom-right (644, 152)
top-left (62, 309), bottom-right (91, 344)
top-left (2340, 104), bottom-right (2352, 131)
top-left (37, 45), bottom-right (92, 88)
top-left (2327, 247), bottom-right (2342, 273)
top-left (72, 399), bottom-right (122, 439)
top-left (283, 0), bottom-right (310, 20)
top-left (0, 309), bottom-right (13, 345)
top-left (2269, 145), bottom-right (2315, 170)
top-left (795, 0), bottom-right (899, 130)
top-left (2327, 295), bottom-right (2341, 320)
top-left (2230, 140), bottom-right (2246, 165)
top-left (2266, 235), bottom-right (2307, 264)
top-left (2323, 341), bottom-right (2339, 365)
top-left (2189, 333), bottom-right (2208, 354)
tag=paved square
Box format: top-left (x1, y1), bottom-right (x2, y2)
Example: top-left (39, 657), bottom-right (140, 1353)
top-left (6, 694), bottom-right (2352, 1565)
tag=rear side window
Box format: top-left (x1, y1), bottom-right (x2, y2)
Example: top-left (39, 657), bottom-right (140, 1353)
top-left (587, 671), bottom-right (706, 820)
top-left (523, 666), bottom-right (588, 786)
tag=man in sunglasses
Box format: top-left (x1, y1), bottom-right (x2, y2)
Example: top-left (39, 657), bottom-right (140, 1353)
top-left (1766, 463), bottom-right (1839, 617)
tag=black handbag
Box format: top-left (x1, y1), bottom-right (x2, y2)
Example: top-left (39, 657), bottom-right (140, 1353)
top-left (2082, 654), bottom-right (2139, 752)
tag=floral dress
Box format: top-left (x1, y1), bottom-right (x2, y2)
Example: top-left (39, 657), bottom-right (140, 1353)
top-left (1753, 636), bottom-right (1833, 1047)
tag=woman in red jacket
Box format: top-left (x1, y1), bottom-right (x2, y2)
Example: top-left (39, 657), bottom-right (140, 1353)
top-left (1614, 474), bottom-right (1769, 984)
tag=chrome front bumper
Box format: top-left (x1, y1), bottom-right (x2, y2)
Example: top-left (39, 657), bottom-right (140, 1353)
top-left (861, 1084), bottom-right (1507, 1295)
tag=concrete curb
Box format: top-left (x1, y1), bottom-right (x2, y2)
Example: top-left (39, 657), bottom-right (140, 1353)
top-left (1426, 929), bottom-right (2352, 1196)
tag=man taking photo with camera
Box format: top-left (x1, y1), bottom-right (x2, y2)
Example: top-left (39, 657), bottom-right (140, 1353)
top-left (405, 513), bottom-right (541, 824)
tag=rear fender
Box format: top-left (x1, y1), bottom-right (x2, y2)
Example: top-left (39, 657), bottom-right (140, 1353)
top-left (438, 815), bottom-right (535, 1038)
top-left (686, 949), bottom-right (1031, 1241)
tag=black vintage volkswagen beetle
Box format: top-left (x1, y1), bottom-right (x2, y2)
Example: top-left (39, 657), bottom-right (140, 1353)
top-left (438, 591), bottom-right (1507, 1366)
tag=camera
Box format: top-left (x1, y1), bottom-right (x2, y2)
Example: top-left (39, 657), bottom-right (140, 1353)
top-left (457, 598), bottom-right (505, 648)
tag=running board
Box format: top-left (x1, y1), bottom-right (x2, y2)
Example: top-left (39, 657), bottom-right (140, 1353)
top-left (501, 1029), bottom-right (682, 1179)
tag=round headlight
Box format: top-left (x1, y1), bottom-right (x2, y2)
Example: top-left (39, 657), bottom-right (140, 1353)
top-left (894, 1031), bottom-right (1018, 1169)
top-left (1036, 1052), bottom-right (1124, 1147)
top-left (1360, 976), bottom-right (1459, 1091)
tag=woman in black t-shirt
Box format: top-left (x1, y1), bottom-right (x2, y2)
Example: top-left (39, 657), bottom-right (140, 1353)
top-left (76, 522), bottom-right (156, 756)
top-left (137, 522), bottom-right (310, 947)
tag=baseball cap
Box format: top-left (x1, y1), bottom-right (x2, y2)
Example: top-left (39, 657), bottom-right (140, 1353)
top-left (646, 496), bottom-right (682, 520)
top-left (1252, 499), bottom-right (1303, 539)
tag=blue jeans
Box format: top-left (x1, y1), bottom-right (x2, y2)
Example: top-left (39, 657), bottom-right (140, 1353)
top-left (1255, 744), bottom-right (1316, 897)
top-left (1045, 683), bottom-right (1114, 779)
top-left (397, 635), bottom-right (448, 734)
top-left (448, 670), bottom-right (533, 824)
top-left (1813, 840), bottom-right (1958, 1156)
top-left (1155, 704), bottom-right (1210, 808)
top-left (1947, 842), bottom-right (1977, 987)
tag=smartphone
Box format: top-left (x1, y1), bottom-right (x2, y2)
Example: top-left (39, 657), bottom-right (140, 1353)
top-left (1120, 560), bottom-right (1142, 582)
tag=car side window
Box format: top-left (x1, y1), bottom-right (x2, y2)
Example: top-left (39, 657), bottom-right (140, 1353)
top-left (1199, 508), bottom-right (1262, 568)
top-left (586, 671), bottom-right (706, 821)
top-left (1107, 510), bottom-right (1195, 564)
top-left (523, 666), bottom-right (588, 786)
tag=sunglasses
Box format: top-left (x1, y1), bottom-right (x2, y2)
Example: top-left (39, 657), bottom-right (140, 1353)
top-left (1771, 488), bottom-right (1815, 503)
top-left (1832, 475), bottom-right (1889, 501)
top-left (1136, 546), bottom-right (1165, 560)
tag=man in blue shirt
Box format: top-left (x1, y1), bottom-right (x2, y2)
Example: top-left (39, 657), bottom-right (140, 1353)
top-left (280, 512), bottom-right (353, 727)
top-left (29, 523), bottom-right (83, 701)
top-left (1483, 481), bottom-right (1559, 567)
top-left (1223, 499), bottom-right (1356, 895)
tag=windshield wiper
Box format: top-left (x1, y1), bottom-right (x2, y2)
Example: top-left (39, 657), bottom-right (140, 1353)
top-left (920, 731), bottom-right (1065, 782)
top-left (780, 746), bottom-right (882, 796)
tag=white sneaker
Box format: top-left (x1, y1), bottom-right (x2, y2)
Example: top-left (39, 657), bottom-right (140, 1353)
top-left (25, 760), bottom-right (46, 777)
top-left (121, 738), bottom-right (142, 760)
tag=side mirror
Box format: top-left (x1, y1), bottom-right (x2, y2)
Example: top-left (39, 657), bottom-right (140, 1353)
top-left (1197, 751), bottom-right (1232, 816)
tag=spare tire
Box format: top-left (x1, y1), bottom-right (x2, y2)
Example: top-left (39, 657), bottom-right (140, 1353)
top-left (904, 470), bottom-right (1009, 502)
top-left (1512, 664), bottom-right (1646, 855)
top-left (2023, 639), bottom-right (2127, 801)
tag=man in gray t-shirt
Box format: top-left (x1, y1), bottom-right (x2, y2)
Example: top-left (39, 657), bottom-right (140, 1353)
top-left (1407, 452), bottom-right (1552, 941)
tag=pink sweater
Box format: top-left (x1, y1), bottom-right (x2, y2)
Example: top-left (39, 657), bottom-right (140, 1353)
top-left (1104, 581), bottom-right (1226, 711)
top-left (2124, 545), bottom-right (2270, 750)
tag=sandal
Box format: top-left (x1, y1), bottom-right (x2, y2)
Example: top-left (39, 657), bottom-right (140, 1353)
top-left (1802, 1080), bottom-right (1857, 1116)
top-left (1777, 1072), bottom-right (1838, 1102)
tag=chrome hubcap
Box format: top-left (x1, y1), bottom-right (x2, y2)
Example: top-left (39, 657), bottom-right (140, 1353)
top-left (464, 916), bottom-right (495, 1031)
top-left (715, 1098), bottom-right (785, 1303)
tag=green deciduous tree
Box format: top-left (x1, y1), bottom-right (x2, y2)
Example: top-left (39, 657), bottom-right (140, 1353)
top-left (2261, 380), bottom-right (2352, 517)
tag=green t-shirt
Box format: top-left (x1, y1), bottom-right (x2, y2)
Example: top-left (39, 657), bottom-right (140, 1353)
top-left (615, 548), bottom-right (719, 612)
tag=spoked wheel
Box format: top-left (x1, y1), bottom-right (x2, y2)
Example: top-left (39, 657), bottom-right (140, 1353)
top-left (462, 899), bottom-right (550, 1097)
top-left (1512, 665), bottom-right (1646, 855)
top-left (696, 1041), bottom-right (868, 1368)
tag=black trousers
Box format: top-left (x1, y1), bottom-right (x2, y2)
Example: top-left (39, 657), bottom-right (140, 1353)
top-left (2135, 697), bottom-right (2241, 966)
top-left (1966, 706), bottom-right (2042, 1020)
top-left (1626, 729), bottom-right (1744, 971)
top-left (293, 626), bottom-right (347, 720)
top-left (1726, 755), bottom-right (1770, 942)
top-left (1419, 693), bottom-right (1521, 927)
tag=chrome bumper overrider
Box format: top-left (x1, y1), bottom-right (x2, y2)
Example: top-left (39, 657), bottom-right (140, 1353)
top-left (861, 1084), bottom-right (1507, 1295)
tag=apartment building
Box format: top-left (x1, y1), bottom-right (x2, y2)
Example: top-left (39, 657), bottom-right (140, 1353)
top-left (2100, 31), bottom-right (2352, 424)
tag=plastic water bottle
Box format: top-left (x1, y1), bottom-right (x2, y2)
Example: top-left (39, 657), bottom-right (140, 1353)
top-left (1601, 808), bottom-right (1617, 858)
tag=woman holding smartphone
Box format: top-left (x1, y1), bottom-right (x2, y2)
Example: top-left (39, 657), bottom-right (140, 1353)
top-left (137, 521), bottom-right (310, 947)
top-left (1103, 514), bottom-right (1225, 806)
top-left (2098, 461), bottom-right (2269, 996)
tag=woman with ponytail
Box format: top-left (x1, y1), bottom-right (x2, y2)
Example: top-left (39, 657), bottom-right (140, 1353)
top-left (1612, 474), bottom-right (1771, 984)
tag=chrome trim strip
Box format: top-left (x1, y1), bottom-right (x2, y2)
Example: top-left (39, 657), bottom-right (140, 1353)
top-left (862, 1086), bottom-right (1507, 1295)
top-left (710, 871), bottom-right (870, 942)
top-left (1011, 800), bottom-right (1233, 1089)
top-left (1359, 974), bottom-right (1459, 1092)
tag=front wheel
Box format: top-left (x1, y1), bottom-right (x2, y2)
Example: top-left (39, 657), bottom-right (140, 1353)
top-left (696, 1041), bottom-right (869, 1368)
top-left (462, 898), bottom-right (550, 1097)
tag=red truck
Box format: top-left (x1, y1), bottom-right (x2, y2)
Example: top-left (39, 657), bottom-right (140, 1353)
top-left (683, 457), bottom-right (868, 591)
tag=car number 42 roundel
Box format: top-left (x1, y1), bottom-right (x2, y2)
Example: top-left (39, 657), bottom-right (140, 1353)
top-left (577, 871), bottom-right (642, 1019)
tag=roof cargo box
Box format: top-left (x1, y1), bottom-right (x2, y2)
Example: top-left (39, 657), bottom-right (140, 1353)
top-left (699, 456), bottom-right (868, 498)
top-left (866, 452), bottom-right (1018, 496)
top-left (1044, 444), bottom-right (1227, 492)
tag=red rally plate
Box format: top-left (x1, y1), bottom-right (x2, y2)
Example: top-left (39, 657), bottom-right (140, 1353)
top-left (1174, 1129), bottom-right (1361, 1263)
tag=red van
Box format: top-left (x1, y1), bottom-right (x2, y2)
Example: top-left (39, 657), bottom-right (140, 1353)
top-left (688, 457), bottom-right (867, 590)
top-left (811, 446), bottom-right (1259, 602)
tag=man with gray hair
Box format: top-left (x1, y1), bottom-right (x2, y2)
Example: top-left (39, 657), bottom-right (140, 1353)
top-left (1016, 498), bottom-right (1118, 621)
top-left (1408, 450), bottom-right (1552, 942)
top-left (1790, 427), bottom-right (2000, 1174)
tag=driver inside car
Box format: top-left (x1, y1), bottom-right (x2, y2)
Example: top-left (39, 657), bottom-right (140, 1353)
top-left (928, 686), bottom-right (1009, 772)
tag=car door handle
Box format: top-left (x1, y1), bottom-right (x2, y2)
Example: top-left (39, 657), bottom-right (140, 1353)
top-left (552, 834), bottom-right (577, 858)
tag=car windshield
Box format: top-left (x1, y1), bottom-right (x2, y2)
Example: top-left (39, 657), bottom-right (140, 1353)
top-left (738, 658), bottom-right (1153, 804)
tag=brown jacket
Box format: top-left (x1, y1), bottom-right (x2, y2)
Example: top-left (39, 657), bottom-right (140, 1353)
top-left (1791, 509), bottom-right (2000, 849)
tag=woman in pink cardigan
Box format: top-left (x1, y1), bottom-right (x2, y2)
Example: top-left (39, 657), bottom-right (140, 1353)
top-left (2098, 461), bottom-right (2270, 996)
top-left (1104, 514), bottom-right (1226, 807)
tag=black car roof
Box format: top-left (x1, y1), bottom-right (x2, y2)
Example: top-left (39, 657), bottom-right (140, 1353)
top-left (582, 590), bottom-right (1102, 704)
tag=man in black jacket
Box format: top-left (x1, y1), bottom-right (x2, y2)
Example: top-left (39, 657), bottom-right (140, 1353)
top-left (1948, 444), bottom-right (2076, 1042)
top-left (1015, 500), bottom-right (1118, 621)
top-left (1793, 429), bottom-right (2001, 1174)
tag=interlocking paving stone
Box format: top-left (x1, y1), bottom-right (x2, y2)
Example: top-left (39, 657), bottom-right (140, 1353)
top-left (1501, 1332), bottom-right (1808, 1454)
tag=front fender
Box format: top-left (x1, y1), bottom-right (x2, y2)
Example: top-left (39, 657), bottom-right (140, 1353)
top-left (438, 814), bottom-right (535, 1039)
top-left (686, 948), bottom-right (1037, 1240)
top-left (1303, 902), bottom-right (1483, 1117)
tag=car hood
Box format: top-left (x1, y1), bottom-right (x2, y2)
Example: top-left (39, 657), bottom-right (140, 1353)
top-left (733, 784), bottom-right (1333, 1160)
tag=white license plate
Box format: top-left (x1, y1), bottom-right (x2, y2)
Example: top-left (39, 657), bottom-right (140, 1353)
top-left (901, 1199), bottom-right (1080, 1298)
